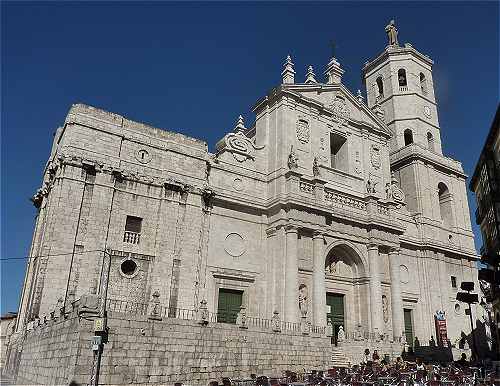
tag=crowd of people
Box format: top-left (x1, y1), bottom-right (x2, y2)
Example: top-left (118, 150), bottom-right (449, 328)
top-left (215, 349), bottom-right (499, 386)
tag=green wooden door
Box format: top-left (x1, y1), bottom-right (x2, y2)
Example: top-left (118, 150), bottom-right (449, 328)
top-left (404, 308), bottom-right (414, 347)
top-left (217, 289), bottom-right (243, 324)
top-left (326, 293), bottom-right (345, 345)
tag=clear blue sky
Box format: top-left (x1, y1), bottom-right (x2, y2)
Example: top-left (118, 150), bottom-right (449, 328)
top-left (1, 2), bottom-right (498, 315)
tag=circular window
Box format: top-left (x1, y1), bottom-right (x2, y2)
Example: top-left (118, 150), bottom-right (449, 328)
top-left (454, 303), bottom-right (461, 314)
top-left (120, 259), bottom-right (137, 276)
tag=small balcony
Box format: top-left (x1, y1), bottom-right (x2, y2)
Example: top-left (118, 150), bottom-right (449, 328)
top-left (399, 86), bottom-right (408, 92)
top-left (123, 231), bottom-right (140, 245)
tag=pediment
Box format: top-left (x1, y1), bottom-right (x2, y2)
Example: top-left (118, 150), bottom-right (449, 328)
top-left (283, 84), bottom-right (391, 138)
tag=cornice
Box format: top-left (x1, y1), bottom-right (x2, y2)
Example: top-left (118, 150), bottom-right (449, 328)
top-left (390, 144), bottom-right (466, 178)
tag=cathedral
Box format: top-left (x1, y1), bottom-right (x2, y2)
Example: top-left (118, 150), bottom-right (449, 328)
top-left (14, 22), bottom-right (478, 372)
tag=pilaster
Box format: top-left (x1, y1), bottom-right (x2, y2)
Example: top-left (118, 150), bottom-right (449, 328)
top-left (284, 225), bottom-right (299, 323)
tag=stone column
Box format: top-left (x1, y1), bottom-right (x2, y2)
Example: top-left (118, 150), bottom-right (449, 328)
top-left (312, 232), bottom-right (327, 327)
top-left (389, 247), bottom-right (404, 341)
top-left (284, 225), bottom-right (299, 324)
top-left (368, 243), bottom-right (384, 335)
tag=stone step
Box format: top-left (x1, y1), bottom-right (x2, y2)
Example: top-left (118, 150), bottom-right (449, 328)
top-left (331, 347), bottom-right (350, 368)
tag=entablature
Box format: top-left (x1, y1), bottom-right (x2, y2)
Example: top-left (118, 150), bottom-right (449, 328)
top-left (390, 143), bottom-right (466, 178)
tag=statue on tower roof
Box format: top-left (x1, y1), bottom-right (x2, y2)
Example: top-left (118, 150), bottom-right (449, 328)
top-left (385, 20), bottom-right (399, 47)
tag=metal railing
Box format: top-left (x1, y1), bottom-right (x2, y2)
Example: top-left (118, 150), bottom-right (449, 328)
top-left (106, 298), bottom-right (328, 335)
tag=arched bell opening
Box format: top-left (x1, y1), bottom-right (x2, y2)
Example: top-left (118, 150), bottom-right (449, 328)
top-left (324, 243), bottom-right (369, 344)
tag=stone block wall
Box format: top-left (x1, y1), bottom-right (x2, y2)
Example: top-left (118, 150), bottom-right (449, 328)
top-left (7, 301), bottom-right (331, 386)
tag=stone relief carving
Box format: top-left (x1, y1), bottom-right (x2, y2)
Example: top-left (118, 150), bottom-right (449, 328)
top-left (325, 258), bottom-right (338, 274)
top-left (135, 149), bottom-right (152, 164)
top-left (329, 96), bottom-right (350, 126)
top-left (370, 145), bottom-right (381, 169)
top-left (287, 145), bottom-right (299, 169)
top-left (354, 150), bottom-right (362, 174)
top-left (232, 178), bottom-right (243, 191)
top-left (222, 131), bottom-right (265, 162)
top-left (382, 295), bottom-right (389, 324)
top-left (296, 119), bottom-right (310, 144)
top-left (224, 233), bottom-right (246, 257)
top-left (400, 265), bottom-right (409, 284)
top-left (298, 283), bottom-right (309, 317)
top-left (385, 173), bottom-right (406, 205)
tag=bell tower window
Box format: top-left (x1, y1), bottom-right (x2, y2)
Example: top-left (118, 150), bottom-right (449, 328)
top-left (376, 76), bottom-right (384, 98)
top-left (398, 69), bottom-right (407, 91)
top-left (420, 72), bottom-right (427, 95)
top-left (404, 129), bottom-right (413, 146)
top-left (438, 182), bottom-right (453, 227)
top-left (427, 132), bottom-right (435, 152)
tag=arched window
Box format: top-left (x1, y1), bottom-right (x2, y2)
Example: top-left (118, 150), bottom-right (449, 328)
top-left (404, 129), bottom-right (413, 146)
top-left (438, 182), bottom-right (453, 227)
top-left (376, 76), bottom-right (384, 98)
top-left (420, 72), bottom-right (427, 95)
top-left (398, 69), bottom-right (407, 90)
top-left (427, 132), bottom-right (435, 151)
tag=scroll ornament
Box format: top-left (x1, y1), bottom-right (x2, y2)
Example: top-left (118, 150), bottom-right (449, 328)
top-left (220, 131), bottom-right (265, 162)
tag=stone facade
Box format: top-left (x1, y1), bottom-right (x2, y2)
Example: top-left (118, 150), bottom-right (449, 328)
top-left (11, 23), bottom-right (480, 382)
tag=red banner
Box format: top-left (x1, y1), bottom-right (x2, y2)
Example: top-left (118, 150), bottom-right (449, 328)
top-left (434, 312), bottom-right (449, 347)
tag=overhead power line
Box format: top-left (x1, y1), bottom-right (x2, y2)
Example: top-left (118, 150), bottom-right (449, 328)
top-left (0, 249), bottom-right (107, 262)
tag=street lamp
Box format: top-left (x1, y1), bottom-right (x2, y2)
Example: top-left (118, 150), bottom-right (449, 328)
top-left (456, 281), bottom-right (479, 360)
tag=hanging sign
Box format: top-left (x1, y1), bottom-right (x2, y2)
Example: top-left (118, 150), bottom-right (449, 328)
top-left (434, 310), bottom-right (449, 347)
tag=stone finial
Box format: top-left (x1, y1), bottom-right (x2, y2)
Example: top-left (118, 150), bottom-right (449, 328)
top-left (234, 115), bottom-right (245, 133)
top-left (357, 89), bottom-right (364, 103)
top-left (300, 315), bottom-right (310, 335)
top-left (148, 290), bottom-right (162, 320)
top-left (325, 56), bottom-right (344, 84)
top-left (281, 55), bottom-right (295, 84)
top-left (198, 299), bottom-right (209, 325)
top-left (236, 306), bottom-right (248, 329)
top-left (337, 325), bottom-right (346, 345)
top-left (272, 310), bottom-right (281, 332)
top-left (326, 320), bottom-right (333, 337)
top-left (305, 66), bottom-right (317, 84)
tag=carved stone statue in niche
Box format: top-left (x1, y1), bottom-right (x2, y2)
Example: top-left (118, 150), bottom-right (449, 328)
top-left (287, 145), bottom-right (299, 169)
top-left (366, 178), bottom-right (378, 194)
top-left (313, 157), bottom-right (320, 177)
top-left (298, 284), bottom-right (309, 317)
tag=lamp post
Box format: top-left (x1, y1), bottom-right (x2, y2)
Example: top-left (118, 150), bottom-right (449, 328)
top-left (456, 281), bottom-right (479, 360)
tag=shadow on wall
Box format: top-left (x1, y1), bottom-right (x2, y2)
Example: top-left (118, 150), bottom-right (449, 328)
top-left (462, 318), bottom-right (498, 360)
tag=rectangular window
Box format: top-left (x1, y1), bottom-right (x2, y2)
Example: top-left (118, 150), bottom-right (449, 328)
top-left (330, 133), bottom-right (348, 172)
top-left (217, 289), bottom-right (243, 324)
top-left (123, 216), bottom-right (142, 244)
top-left (451, 276), bottom-right (457, 288)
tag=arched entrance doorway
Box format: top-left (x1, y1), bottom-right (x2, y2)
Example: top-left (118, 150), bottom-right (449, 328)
top-left (324, 243), bottom-right (368, 344)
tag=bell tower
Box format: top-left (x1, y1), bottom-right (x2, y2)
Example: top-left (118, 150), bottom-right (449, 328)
top-left (362, 20), bottom-right (443, 155)
top-left (361, 21), bottom-right (475, 253)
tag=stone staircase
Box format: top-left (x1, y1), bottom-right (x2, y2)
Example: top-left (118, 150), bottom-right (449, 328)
top-left (331, 346), bottom-right (351, 368)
